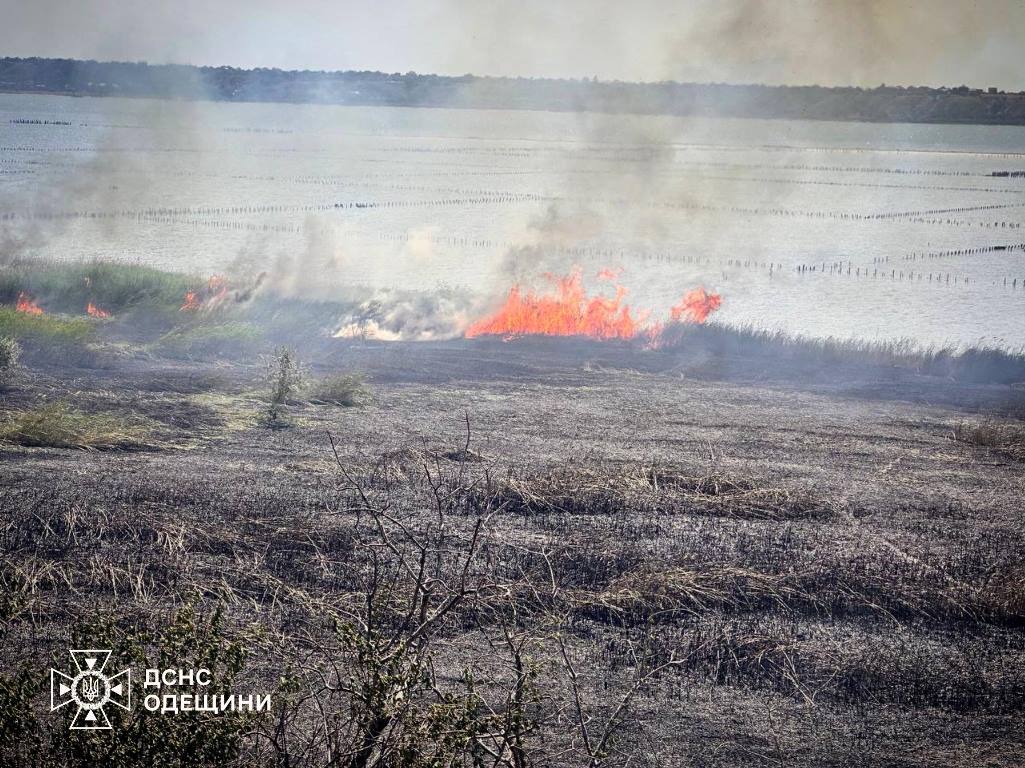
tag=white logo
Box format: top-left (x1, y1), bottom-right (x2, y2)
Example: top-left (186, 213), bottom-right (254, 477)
top-left (50, 650), bottom-right (131, 730)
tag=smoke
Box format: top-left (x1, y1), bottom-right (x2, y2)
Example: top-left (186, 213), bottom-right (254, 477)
top-left (334, 286), bottom-right (481, 341)
top-left (263, 216), bottom-right (350, 297)
top-left (4, 1), bottom-right (1024, 88)
top-left (660, 0), bottom-right (1023, 89)
top-left (4, 2), bottom-right (1017, 344)
top-left (0, 78), bottom-right (223, 268)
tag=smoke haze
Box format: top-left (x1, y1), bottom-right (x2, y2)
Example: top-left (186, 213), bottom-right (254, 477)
top-left (1, 1), bottom-right (1023, 90)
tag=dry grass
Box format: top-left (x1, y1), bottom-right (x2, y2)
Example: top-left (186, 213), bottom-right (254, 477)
top-left (488, 465), bottom-right (830, 521)
top-left (0, 403), bottom-right (156, 450)
top-left (1, 344), bottom-right (1023, 766)
top-left (954, 419), bottom-right (1025, 461)
top-left (592, 565), bottom-right (804, 619)
top-left (308, 372), bottom-right (368, 406)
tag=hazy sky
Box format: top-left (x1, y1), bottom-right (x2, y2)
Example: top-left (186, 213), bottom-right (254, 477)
top-left (2, 0), bottom-right (1023, 89)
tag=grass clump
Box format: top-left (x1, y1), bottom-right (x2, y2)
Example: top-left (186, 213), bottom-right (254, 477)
top-left (156, 322), bottom-right (261, 360)
top-left (0, 307), bottom-right (96, 364)
top-left (309, 372), bottom-right (368, 406)
top-left (0, 403), bottom-right (154, 450)
top-left (954, 420), bottom-right (1025, 461)
top-left (489, 465), bottom-right (829, 521)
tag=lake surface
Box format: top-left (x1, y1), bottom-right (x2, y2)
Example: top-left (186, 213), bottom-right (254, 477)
top-left (1, 92), bottom-right (1023, 348)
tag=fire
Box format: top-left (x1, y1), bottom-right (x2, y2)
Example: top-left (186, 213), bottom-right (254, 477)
top-left (86, 302), bottom-right (111, 318)
top-left (465, 270), bottom-right (644, 340)
top-left (670, 287), bottom-right (722, 324)
top-left (180, 275), bottom-right (229, 312)
top-left (465, 269), bottom-right (721, 341)
top-left (16, 292), bottom-right (44, 315)
top-left (179, 290), bottom-right (200, 312)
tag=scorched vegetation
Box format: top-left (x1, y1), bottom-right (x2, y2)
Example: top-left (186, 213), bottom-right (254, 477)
top-left (0, 256), bottom-right (1023, 766)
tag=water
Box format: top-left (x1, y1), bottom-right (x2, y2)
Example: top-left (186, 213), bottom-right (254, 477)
top-left (1, 92), bottom-right (1023, 348)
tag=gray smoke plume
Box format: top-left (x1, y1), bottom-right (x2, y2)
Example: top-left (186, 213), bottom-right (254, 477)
top-left (334, 286), bottom-right (481, 341)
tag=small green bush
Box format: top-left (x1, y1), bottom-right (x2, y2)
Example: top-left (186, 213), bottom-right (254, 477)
top-left (0, 403), bottom-right (153, 450)
top-left (264, 346), bottom-right (304, 424)
top-left (0, 606), bottom-right (257, 768)
top-left (310, 372), bottom-right (368, 406)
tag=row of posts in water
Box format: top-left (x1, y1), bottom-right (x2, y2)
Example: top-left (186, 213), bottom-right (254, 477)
top-left (3, 195), bottom-right (1019, 289)
top-left (793, 260), bottom-right (1025, 289)
top-left (0, 193), bottom-right (551, 222)
top-left (892, 243), bottom-right (1025, 262)
top-left (6, 205), bottom-right (1021, 231)
top-left (5, 194), bottom-right (1025, 231)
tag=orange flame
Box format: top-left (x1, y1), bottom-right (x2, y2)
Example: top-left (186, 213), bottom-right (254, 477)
top-left (16, 292), bottom-right (44, 315)
top-left (465, 269), bottom-right (721, 341)
top-left (179, 290), bottom-right (200, 312)
top-left (86, 302), bottom-right (111, 318)
top-left (670, 287), bottom-right (722, 324)
top-left (465, 270), bottom-right (644, 340)
top-left (180, 275), bottom-right (229, 312)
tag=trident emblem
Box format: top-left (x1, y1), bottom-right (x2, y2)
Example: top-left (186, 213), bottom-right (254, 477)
top-left (50, 650), bottom-right (131, 730)
top-left (81, 676), bottom-right (101, 702)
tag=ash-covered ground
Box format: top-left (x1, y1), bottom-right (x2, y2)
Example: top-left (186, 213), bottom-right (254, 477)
top-left (2, 336), bottom-right (1023, 766)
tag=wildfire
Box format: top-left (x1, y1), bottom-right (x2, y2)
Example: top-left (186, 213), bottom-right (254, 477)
top-left (16, 292), bottom-right (44, 315)
top-left (670, 287), bottom-right (722, 324)
top-left (465, 269), bottom-right (721, 341)
top-left (86, 302), bottom-right (111, 318)
top-left (180, 275), bottom-right (229, 312)
top-left (179, 291), bottom-right (200, 311)
top-left (465, 270), bottom-right (644, 340)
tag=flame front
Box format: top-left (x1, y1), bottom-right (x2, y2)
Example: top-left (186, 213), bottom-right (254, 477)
top-left (86, 302), bottom-right (111, 318)
top-left (16, 292), bottom-right (44, 315)
top-left (180, 275), bottom-right (229, 312)
top-left (465, 269), bottom-right (721, 341)
top-left (465, 270), bottom-right (643, 340)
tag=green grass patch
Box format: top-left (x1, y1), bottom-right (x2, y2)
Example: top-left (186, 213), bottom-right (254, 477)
top-left (0, 403), bottom-right (155, 450)
top-left (0, 307), bottom-right (95, 353)
top-left (0, 258), bottom-right (197, 315)
top-left (156, 322), bottom-right (262, 360)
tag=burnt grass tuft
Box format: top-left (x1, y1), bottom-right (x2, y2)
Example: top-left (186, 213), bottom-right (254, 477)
top-left (954, 419), bottom-right (1025, 461)
top-left (485, 465), bottom-right (830, 521)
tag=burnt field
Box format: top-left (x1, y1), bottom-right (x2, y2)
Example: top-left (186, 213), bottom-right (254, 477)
top-left (2, 326), bottom-right (1025, 767)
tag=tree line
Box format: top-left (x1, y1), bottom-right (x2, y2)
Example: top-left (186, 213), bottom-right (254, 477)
top-left (3, 56), bottom-right (1025, 125)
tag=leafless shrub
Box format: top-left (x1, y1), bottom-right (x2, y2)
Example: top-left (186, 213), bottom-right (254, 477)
top-left (0, 335), bottom-right (19, 387)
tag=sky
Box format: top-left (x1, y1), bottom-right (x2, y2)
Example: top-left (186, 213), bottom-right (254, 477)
top-left (1, 0), bottom-right (1023, 90)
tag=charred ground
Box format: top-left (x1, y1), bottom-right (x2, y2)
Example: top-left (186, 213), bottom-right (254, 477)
top-left (1, 298), bottom-right (1024, 767)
